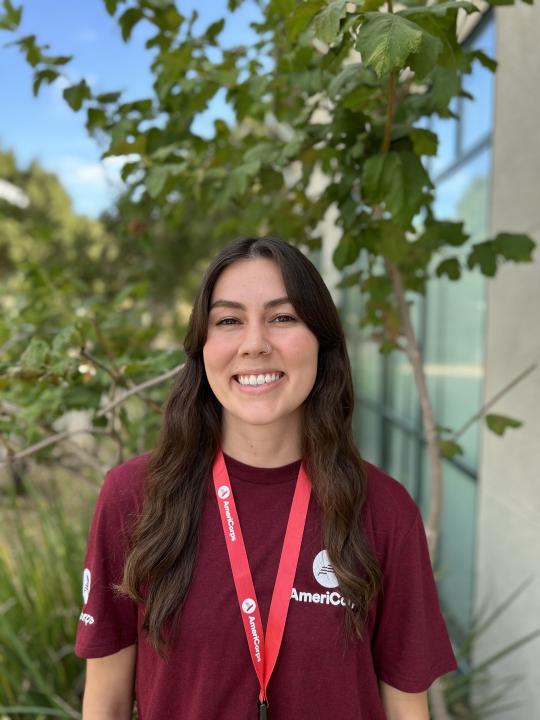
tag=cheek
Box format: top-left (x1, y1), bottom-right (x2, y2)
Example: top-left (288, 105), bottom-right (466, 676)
top-left (289, 336), bottom-right (318, 377)
top-left (203, 334), bottom-right (225, 365)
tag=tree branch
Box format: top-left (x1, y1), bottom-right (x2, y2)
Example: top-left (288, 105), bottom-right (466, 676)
top-left (0, 363), bottom-right (184, 467)
top-left (452, 361), bottom-right (537, 441)
top-left (99, 363), bottom-right (183, 415)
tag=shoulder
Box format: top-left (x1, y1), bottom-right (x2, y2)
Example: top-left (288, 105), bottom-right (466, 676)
top-left (98, 451), bottom-right (151, 515)
top-left (360, 459), bottom-right (421, 561)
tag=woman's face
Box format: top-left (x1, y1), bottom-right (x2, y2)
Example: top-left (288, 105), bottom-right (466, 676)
top-left (203, 258), bottom-right (319, 432)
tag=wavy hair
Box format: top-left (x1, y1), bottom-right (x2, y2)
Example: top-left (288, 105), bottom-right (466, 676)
top-left (118, 236), bottom-right (382, 654)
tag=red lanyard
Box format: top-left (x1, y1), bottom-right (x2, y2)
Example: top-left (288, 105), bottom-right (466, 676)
top-left (212, 448), bottom-right (311, 715)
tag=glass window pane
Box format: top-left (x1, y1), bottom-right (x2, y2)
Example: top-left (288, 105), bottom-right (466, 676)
top-left (430, 97), bottom-right (459, 178)
top-left (426, 147), bottom-right (490, 467)
top-left (387, 425), bottom-right (419, 500)
top-left (355, 406), bottom-right (381, 466)
top-left (348, 336), bottom-right (382, 405)
top-left (420, 452), bottom-right (477, 637)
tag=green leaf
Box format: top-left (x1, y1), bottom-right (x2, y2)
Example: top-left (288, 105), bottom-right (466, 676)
top-left (439, 439), bottom-right (463, 459)
top-left (336, 270), bottom-right (363, 289)
top-left (356, 13), bottom-right (423, 78)
top-left (313, 0), bottom-right (348, 45)
top-left (146, 167), bottom-right (168, 196)
top-left (469, 48), bottom-right (497, 72)
top-left (466, 234), bottom-right (536, 277)
top-left (379, 221), bottom-right (408, 262)
top-left (467, 240), bottom-right (497, 276)
top-left (40, 53), bottom-right (71, 66)
top-left (333, 234), bottom-right (359, 270)
top-left (422, 221), bottom-right (468, 249)
top-left (399, 4), bottom-right (469, 71)
top-left (104, 135), bottom-right (146, 156)
top-left (104, 0), bottom-right (119, 15)
top-left (429, 66), bottom-right (460, 113)
top-left (436, 257), bottom-right (461, 280)
top-left (152, 6), bottom-right (184, 33)
top-left (408, 27), bottom-right (443, 80)
top-left (17, 35), bottom-right (41, 66)
top-left (0, 0), bottom-right (22, 31)
top-left (119, 7), bottom-right (144, 41)
top-left (51, 326), bottom-right (79, 355)
top-left (20, 338), bottom-right (49, 369)
top-left (63, 80), bottom-right (92, 111)
top-left (32, 68), bottom-right (59, 96)
top-left (268, 0), bottom-right (296, 13)
top-left (225, 160), bottom-right (261, 199)
top-left (327, 62), bottom-right (377, 100)
top-left (205, 18), bottom-right (225, 44)
top-left (362, 152), bottom-right (432, 226)
top-left (410, 127), bottom-right (438, 156)
top-left (96, 91), bottom-right (122, 104)
top-left (146, 164), bottom-right (183, 198)
top-left (485, 414), bottom-right (523, 436)
top-left (86, 107), bottom-right (108, 131)
top-left (243, 142), bottom-right (277, 165)
top-left (493, 233), bottom-right (536, 262)
top-left (399, 2), bottom-right (477, 18)
top-left (92, 414), bottom-right (109, 428)
top-left (285, 0), bottom-right (321, 41)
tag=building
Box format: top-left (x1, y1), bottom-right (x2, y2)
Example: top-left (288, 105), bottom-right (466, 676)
top-left (312, 4), bottom-right (540, 716)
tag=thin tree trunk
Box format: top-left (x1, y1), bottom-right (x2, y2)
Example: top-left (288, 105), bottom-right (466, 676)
top-left (384, 259), bottom-right (442, 561)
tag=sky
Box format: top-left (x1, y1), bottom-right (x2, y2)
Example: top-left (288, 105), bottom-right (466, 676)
top-left (0, 0), bottom-right (262, 217)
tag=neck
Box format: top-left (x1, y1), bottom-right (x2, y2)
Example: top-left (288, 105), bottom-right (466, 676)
top-left (221, 412), bottom-right (302, 468)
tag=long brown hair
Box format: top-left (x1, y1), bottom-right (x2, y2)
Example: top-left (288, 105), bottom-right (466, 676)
top-left (118, 236), bottom-right (382, 654)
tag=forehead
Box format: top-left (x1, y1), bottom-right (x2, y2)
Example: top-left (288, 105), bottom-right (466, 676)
top-left (210, 258), bottom-right (287, 302)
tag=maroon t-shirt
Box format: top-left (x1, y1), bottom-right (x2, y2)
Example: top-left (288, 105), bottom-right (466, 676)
top-left (75, 452), bottom-right (457, 719)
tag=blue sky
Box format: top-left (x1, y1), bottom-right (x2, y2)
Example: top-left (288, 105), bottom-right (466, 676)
top-left (0, 0), bottom-right (261, 217)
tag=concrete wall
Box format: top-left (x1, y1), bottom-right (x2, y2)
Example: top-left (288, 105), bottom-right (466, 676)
top-left (474, 4), bottom-right (540, 716)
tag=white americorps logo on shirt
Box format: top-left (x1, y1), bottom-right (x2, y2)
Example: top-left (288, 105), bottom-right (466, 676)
top-left (217, 485), bottom-right (230, 499)
top-left (312, 549), bottom-right (339, 588)
top-left (242, 597), bottom-right (256, 614)
top-left (290, 550), bottom-right (350, 608)
top-left (82, 568), bottom-right (91, 604)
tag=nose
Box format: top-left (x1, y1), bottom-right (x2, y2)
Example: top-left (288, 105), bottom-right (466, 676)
top-left (238, 320), bottom-right (271, 356)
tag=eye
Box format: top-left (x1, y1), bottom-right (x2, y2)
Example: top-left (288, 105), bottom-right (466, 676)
top-left (273, 314), bottom-right (296, 323)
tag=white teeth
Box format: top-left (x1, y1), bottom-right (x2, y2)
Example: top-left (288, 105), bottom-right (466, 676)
top-left (236, 372), bottom-right (283, 386)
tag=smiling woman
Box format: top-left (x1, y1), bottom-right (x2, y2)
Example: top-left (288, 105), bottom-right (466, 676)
top-left (203, 257), bottom-right (319, 455)
top-left (75, 236), bottom-right (456, 720)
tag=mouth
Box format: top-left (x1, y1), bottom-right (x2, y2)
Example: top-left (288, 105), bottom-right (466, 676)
top-left (232, 371), bottom-right (286, 392)
top-left (233, 370), bottom-right (285, 390)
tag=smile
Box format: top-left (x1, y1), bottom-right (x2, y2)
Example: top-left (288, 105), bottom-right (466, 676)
top-left (233, 372), bottom-right (285, 394)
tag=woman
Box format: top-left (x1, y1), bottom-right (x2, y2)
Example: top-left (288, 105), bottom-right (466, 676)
top-left (76, 235), bottom-right (457, 719)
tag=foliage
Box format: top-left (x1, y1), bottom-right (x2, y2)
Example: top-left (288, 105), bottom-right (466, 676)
top-left (443, 580), bottom-right (540, 718)
top-left (0, 149), bottom-right (226, 484)
top-left (0, 149), bottom-right (105, 279)
top-left (0, 485), bottom-right (89, 718)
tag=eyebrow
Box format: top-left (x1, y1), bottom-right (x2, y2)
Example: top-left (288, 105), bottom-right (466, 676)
top-left (209, 296), bottom-right (292, 312)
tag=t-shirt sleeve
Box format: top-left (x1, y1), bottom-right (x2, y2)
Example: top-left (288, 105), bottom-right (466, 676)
top-left (371, 509), bottom-right (458, 692)
top-left (75, 467), bottom-right (139, 658)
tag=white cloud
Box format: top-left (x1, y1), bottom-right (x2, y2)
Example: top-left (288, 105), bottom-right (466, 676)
top-left (54, 154), bottom-right (138, 189)
top-left (0, 179), bottom-right (30, 208)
